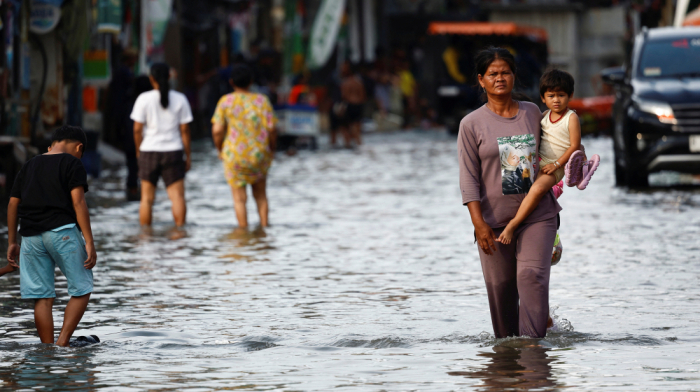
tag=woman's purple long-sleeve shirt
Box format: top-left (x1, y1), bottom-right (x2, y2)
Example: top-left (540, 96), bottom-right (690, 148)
top-left (458, 101), bottom-right (561, 228)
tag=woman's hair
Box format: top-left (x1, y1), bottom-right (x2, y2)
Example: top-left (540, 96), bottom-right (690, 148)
top-left (539, 68), bottom-right (575, 97)
top-left (474, 46), bottom-right (517, 80)
top-left (230, 64), bottom-right (253, 88)
top-left (474, 46), bottom-right (533, 102)
top-left (150, 63), bottom-right (170, 109)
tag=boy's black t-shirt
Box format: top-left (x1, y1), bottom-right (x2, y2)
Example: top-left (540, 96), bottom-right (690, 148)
top-left (10, 154), bottom-right (89, 237)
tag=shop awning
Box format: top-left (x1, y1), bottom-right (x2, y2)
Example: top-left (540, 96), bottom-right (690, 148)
top-left (427, 22), bottom-right (548, 43)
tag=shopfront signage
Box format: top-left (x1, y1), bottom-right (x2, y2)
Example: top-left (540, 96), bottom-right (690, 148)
top-left (30, 0), bottom-right (63, 34)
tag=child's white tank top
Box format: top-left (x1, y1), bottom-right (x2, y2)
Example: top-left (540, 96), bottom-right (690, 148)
top-left (539, 109), bottom-right (574, 164)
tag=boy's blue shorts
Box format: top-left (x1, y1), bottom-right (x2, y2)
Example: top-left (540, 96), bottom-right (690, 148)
top-left (19, 225), bottom-right (93, 299)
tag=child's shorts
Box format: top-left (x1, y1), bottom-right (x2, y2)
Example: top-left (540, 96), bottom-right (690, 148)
top-left (19, 225), bottom-right (93, 299)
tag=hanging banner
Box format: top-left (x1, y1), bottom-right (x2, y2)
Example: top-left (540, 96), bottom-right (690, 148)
top-left (307, 0), bottom-right (346, 70)
top-left (139, 0), bottom-right (172, 73)
top-left (97, 0), bottom-right (123, 34)
top-left (146, 0), bottom-right (172, 54)
top-left (283, 0), bottom-right (305, 77)
top-left (30, 0), bottom-right (63, 34)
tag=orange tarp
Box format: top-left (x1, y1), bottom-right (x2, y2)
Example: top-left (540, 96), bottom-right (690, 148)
top-left (568, 95), bottom-right (615, 119)
top-left (683, 6), bottom-right (700, 26)
top-left (427, 22), bottom-right (548, 42)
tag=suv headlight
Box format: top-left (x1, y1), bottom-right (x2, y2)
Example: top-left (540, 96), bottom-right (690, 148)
top-left (633, 97), bottom-right (676, 124)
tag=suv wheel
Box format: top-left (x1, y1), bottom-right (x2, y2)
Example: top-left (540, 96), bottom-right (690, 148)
top-left (625, 163), bottom-right (649, 188)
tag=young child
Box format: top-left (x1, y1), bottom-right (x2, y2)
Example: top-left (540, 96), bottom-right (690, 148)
top-left (7, 125), bottom-right (98, 346)
top-left (497, 69), bottom-right (600, 244)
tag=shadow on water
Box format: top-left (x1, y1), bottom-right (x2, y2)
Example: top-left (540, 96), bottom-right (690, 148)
top-left (448, 343), bottom-right (561, 391)
top-left (0, 344), bottom-right (100, 390)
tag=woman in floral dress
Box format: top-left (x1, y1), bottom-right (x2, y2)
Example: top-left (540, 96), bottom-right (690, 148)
top-left (212, 65), bottom-right (276, 228)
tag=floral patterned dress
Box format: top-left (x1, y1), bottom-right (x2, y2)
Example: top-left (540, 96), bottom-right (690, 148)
top-left (211, 92), bottom-right (275, 187)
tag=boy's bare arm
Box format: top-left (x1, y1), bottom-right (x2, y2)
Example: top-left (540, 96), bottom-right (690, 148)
top-left (7, 197), bottom-right (20, 268)
top-left (71, 187), bottom-right (97, 269)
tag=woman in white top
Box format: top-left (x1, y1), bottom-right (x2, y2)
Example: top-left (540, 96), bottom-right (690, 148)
top-left (131, 63), bottom-right (193, 227)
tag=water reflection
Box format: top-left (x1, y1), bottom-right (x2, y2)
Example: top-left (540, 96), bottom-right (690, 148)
top-left (219, 227), bottom-right (271, 262)
top-left (449, 343), bottom-right (560, 391)
top-left (0, 344), bottom-right (98, 390)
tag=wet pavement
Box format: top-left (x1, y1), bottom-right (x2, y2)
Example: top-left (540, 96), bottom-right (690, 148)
top-left (1, 132), bottom-right (699, 391)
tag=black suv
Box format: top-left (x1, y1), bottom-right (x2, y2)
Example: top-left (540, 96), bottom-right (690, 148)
top-left (602, 27), bottom-right (700, 187)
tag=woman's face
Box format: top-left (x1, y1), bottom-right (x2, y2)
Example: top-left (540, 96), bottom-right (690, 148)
top-left (507, 151), bottom-right (520, 167)
top-left (478, 59), bottom-right (515, 98)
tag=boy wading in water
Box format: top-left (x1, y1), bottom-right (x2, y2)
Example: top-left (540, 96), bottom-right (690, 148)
top-left (497, 70), bottom-right (599, 245)
top-left (6, 125), bottom-right (98, 346)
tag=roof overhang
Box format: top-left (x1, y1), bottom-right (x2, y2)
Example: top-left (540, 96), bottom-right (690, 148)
top-left (427, 22), bottom-right (548, 43)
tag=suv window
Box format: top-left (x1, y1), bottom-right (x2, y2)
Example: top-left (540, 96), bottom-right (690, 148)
top-left (637, 37), bottom-right (700, 78)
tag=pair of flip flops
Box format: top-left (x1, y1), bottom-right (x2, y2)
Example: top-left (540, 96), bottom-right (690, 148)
top-left (565, 150), bottom-right (600, 190)
top-left (70, 335), bottom-right (101, 347)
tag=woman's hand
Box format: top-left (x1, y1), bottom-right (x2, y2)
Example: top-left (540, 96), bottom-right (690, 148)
top-left (474, 220), bottom-right (498, 255)
top-left (467, 201), bottom-right (498, 255)
top-left (541, 163), bottom-right (558, 174)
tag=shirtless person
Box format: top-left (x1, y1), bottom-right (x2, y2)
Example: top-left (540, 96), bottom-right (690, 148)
top-left (340, 62), bottom-right (366, 147)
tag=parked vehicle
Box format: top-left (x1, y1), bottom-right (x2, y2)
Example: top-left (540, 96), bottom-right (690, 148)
top-left (603, 27), bottom-right (700, 187)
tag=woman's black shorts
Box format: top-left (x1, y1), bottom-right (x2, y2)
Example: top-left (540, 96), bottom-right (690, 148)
top-left (138, 150), bottom-right (186, 187)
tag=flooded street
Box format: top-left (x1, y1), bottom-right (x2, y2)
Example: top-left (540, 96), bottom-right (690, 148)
top-left (1, 132), bottom-right (699, 391)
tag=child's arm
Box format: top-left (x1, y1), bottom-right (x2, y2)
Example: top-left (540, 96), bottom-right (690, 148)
top-left (7, 197), bottom-right (20, 269)
top-left (542, 112), bottom-right (582, 175)
top-left (71, 187), bottom-right (97, 269)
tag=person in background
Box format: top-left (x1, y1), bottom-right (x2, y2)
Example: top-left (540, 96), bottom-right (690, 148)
top-left (398, 60), bottom-right (417, 129)
top-left (326, 70), bottom-right (344, 147)
top-left (340, 62), bottom-right (366, 146)
top-left (131, 63), bottom-right (193, 227)
top-left (107, 49), bottom-right (138, 201)
top-left (211, 64), bottom-right (277, 228)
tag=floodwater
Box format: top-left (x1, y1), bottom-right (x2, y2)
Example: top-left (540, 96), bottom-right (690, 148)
top-left (1, 132), bottom-right (699, 391)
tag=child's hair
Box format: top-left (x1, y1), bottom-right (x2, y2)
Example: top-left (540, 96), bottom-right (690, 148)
top-left (539, 69), bottom-right (575, 97)
top-left (230, 64), bottom-right (253, 88)
top-left (150, 62), bottom-right (170, 109)
top-left (51, 125), bottom-right (87, 148)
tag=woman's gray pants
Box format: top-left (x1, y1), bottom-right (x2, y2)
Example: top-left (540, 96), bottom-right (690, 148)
top-left (477, 216), bottom-right (557, 338)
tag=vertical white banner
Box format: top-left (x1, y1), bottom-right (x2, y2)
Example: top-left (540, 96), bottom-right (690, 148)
top-left (307, 0), bottom-right (347, 69)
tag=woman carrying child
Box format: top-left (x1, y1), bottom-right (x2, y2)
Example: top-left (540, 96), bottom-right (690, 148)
top-left (497, 69), bottom-right (600, 244)
top-left (211, 64), bottom-right (277, 228)
top-left (458, 47), bottom-right (561, 338)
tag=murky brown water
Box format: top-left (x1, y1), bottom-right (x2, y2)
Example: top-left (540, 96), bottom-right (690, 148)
top-left (1, 132), bottom-right (699, 391)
